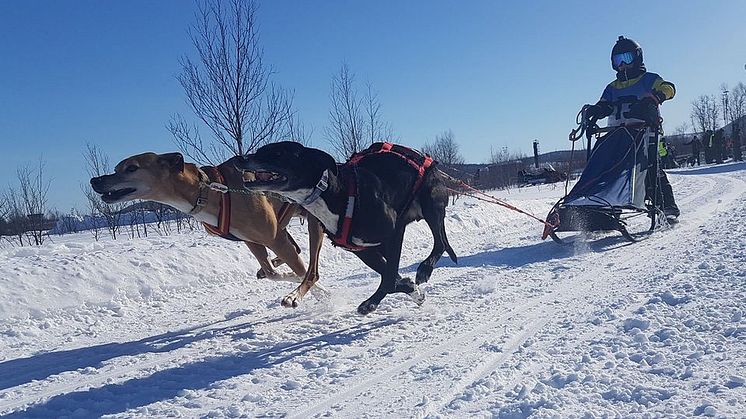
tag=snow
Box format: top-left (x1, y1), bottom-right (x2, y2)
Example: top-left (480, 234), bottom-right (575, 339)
top-left (1, 162), bottom-right (745, 418)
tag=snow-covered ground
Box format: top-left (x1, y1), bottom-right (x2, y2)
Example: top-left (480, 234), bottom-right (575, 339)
top-left (1, 162), bottom-right (745, 418)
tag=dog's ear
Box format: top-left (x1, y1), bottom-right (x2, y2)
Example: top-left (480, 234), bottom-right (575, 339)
top-left (307, 148), bottom-right (338, 176)
top-left (159, 152), bottom-right (184, 173)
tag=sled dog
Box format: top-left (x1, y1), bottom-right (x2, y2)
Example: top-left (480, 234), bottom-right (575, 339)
top-left (234, 142), bottom-right (457, 314)
top-left (90, 152), bottom-right (326, 295)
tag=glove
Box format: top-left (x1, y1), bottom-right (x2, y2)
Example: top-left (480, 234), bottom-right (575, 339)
top-left (585, 102), bottom-right (613, 120)
top-left (653, 90), bottom-right (668, 105)
top-left (625, 97), bottom-right (660, 127)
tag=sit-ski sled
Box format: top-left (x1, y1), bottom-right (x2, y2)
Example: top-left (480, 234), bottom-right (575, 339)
top-left (543, 106), bottom-right (668, 244)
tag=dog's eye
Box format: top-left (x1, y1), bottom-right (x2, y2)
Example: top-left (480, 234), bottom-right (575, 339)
top-left (126, 165), bottom-right (139, 173)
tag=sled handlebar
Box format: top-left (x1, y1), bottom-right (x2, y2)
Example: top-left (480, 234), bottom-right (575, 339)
top-left (570, 103), bottom-right (653, 143)
top-left (591, 122), bottom-right (648, 134)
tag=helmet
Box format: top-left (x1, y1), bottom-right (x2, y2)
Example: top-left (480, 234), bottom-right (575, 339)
top-left (611, 36), bottom-right (643, 71)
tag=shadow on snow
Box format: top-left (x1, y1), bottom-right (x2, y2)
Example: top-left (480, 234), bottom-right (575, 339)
top-left (671, 161), bottom-right (746, 176)
top-left (0, 312), bottom-right (300, 392)
top-left (4, 316), bottom-right (396, 417)
top-left (401, 233), bottom-right (635, 274)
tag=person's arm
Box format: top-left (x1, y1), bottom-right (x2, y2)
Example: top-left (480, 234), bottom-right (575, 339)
top-left (626, 76), bottom-right (668, 127)
top-left (652, 77), bottom-right (675, 104)
top-left (587, 85), bottom-right (613, 119)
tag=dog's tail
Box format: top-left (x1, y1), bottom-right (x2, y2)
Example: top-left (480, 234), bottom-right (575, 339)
top-left (440, 220), bottom-right (458, 264)
top-left (433, 168), bottom-right (459, 263)
top-left (445, 242), bottom-right (457, 264)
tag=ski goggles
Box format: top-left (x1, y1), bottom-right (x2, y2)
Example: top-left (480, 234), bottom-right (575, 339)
top-left (612, 51), bottom-right (635, 67)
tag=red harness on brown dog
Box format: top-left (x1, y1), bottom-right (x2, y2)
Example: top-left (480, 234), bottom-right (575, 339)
top-left (200, 166), bottom-right (241, 241)
top-left (197, 166), bottom-right (295, 242)
top-left (332, 142), bottom-right (434, 251)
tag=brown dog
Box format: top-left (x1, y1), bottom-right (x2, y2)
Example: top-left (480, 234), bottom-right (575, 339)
top-left (90, 152), bottom-right (325, 295)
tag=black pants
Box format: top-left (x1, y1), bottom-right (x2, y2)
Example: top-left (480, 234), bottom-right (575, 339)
top-left (646, 168), bottom-right (678, 213)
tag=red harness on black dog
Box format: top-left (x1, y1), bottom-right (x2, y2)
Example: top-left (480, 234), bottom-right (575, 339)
top-left (332, 142), bottom-right (434, 251)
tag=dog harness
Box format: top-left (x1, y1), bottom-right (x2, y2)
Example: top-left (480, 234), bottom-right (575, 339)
top-left (193, 166), bottom-right (295, 242)
top-left (332, 142), bottom-right (434, 251)
top-left (197, 166), bottom-right (243, 241)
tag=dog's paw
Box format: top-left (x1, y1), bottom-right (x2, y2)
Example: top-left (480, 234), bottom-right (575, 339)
top-left (281, 292), bottom-right (301, 308)
top-left (407, 285), bottom-right (426, 306)
top-left (416, 264), bottom-right (434, 284)
top-left (357, 300), bottom-right (378, 315)
top-left (395, 276), bottom-right (416, 294)
top-left (271, 256), bottom-right (285, 268)
top-left (256, 268), bottom-right (267, 279)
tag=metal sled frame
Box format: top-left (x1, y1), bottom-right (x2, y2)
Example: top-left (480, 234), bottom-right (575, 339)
top-left (545, 123), bottom-right (663, 244)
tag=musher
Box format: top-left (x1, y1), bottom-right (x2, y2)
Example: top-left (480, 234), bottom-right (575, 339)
top-left (585, 36), bottom-right (680, 219)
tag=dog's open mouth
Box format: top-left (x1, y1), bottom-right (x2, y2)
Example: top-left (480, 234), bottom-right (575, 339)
top-left (242, 170), bottom-right (287, 186)
top-left (100, 188), bottom-right (136, 203)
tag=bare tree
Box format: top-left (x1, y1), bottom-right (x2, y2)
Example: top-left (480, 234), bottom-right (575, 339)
top-left (476, 146), bottom-right (529, 190)
top-left (81, 183), bottom-right (103, 241)
top-left (82, 143), bottom-right (124, 240)
top-left (326, 63), bottom-right (365, 159)
top-left (364, 82), bottom-right (394, 145)
top-left (691, 94), bottom-right (721, 133)
top-left (423, 130), bottom-right (465, 165)
top-left (139, 204), bottom-right (150, 237)
top-left (0, 207), bottom-right (9, 247)
top-left (168, 0), bottom-right (294, 164)
top-left (0, 197), bottom-right (7, 246)
top-left (167, 114), bottom-right (227, 165)
top-left (287, 111), bottom-right (313, 146)
top-left (0, 192), bottom-right (8, 223)
top-left (16, 159), bottom-right (51, 245)
top-left (728, 82), bottom-right (746, 128)
top-left (150, 203), bottom-right (176, 235)
top-left (489, 146), bottom-right (525, 165)
top-left (673, 122), bottom-right (690, 136)
top-left (126, 205), bottom-right (146, 239)
top-left (325, 63), bottom-right (393, 160)
top-left (2, 187), bottom-right (26, 246)
top-left (121, 201), bottom-right (150, 239)
top-left (174, 210), bottom-right (197, 233)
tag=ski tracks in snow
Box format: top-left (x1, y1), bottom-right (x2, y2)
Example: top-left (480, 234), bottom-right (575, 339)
top-left (0, 166), bottom-right (743, 417)
top-left (287, 170), bottom-right (743, 418)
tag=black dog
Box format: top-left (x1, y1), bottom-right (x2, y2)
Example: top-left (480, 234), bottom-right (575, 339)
top-left (233, 141), bottom-right (457, 315)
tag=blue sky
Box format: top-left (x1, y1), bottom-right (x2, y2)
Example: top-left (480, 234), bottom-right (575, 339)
top-left (1, 1), bottom-right (745, 211)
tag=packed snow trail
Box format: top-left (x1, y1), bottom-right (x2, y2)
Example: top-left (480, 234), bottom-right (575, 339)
top-left (0, 163), bottom-right (744, 417)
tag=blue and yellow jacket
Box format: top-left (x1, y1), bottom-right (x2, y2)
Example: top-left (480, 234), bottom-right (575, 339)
top-left (598, 71), bottom-right (675, 127)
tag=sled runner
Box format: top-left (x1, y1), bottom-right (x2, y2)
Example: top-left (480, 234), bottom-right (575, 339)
top-left (543, 106), bottom-right (666, 244)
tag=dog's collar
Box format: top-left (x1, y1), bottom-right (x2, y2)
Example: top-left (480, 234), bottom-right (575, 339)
top-left (189, 168), bottom-right (211, 215)
top-left (301, 169), bottom-right (329, 205)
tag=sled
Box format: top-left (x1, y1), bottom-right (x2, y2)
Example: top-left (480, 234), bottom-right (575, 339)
top-left (518, 164), bottom-right (567, 186)
top-left (543, 108), bottom-right (665, 244)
